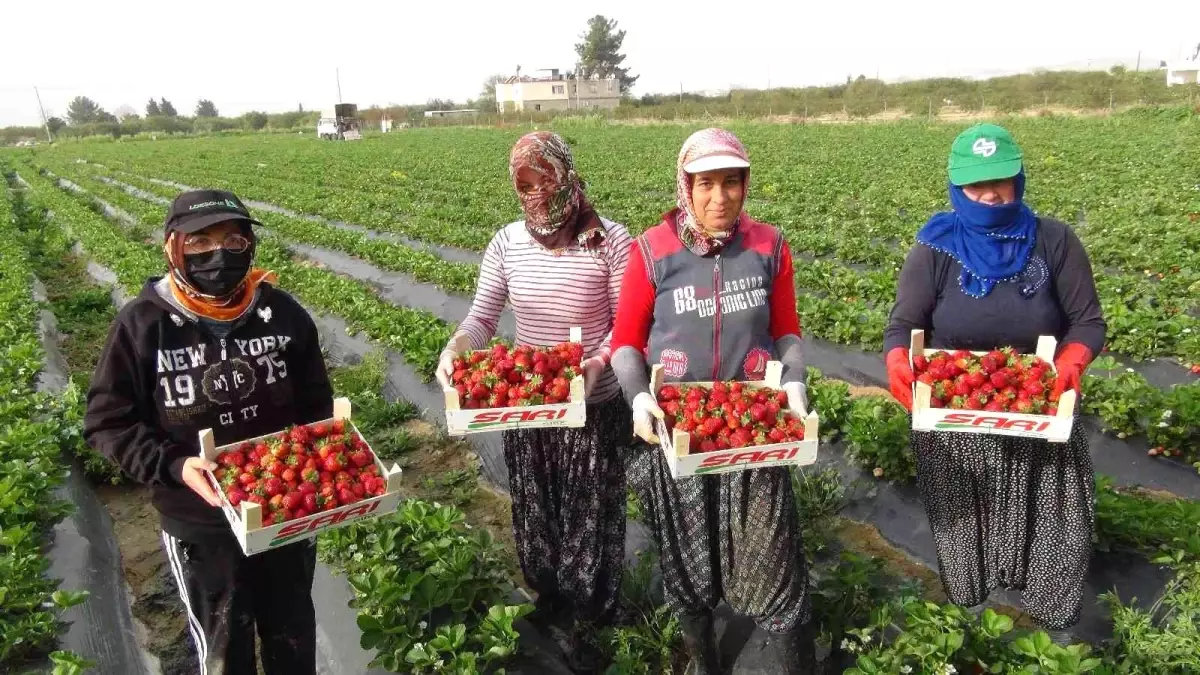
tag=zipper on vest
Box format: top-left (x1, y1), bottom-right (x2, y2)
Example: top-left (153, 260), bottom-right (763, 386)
top-left (712, 254), bottom-right (722, 380)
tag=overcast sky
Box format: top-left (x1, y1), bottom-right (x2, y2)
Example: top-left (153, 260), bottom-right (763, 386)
top-left (2, 0), bottom-right (1198, 127)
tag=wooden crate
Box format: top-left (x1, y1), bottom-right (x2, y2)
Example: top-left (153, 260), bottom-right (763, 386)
top-left (443, 327), bottom-right (587, 435)
top-left (198, 397), bottom-right (403, 556)
top-left (909, 329), bottom-right (1076, 443)
top-left (650, 361), bottom-right (819, 477)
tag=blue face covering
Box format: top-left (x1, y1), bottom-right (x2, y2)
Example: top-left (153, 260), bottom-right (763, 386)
top-left (915, 171), bottom-right (1037, 298)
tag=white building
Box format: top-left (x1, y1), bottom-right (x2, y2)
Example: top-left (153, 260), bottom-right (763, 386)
top-left (495, 69), bottom-right (621, 113)
top-left (1166, 42), bottom-right (1200, 86)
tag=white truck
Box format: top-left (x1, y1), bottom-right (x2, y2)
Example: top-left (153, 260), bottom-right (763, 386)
top-left (317, 103), bottom-right (362, 140)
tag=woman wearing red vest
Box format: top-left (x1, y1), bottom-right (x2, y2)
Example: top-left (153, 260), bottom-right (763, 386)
top-left (611, 128), bottom-right (815, 674)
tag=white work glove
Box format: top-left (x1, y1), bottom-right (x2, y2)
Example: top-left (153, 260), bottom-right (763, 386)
top-left (632, 392), bottom-right (665, 444)
top-left (436, 335), bottom-right (471, 389)
top-left (783, 381), bottom-right (808, 417)
top-left (581, 356), bottom-right (606, 397)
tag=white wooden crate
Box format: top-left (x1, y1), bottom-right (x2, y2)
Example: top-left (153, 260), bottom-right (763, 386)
top-left (909, 329), bottom-right (1076, 444)
top-left (198, 397), bottom-right (403, 556)
top-left (443, 327), bottom-right (587, 435)
top-left (650, 361), bottom-right (820, 477)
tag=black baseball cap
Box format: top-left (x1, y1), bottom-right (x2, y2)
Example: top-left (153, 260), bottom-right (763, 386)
top-left (164, 189), bottom-right (262, 234)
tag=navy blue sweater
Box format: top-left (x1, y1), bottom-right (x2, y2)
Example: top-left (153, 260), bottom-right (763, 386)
top-left (884, 217), bottom-right (1106, 357)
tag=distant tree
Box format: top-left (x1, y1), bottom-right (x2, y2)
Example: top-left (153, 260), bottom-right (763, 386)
top-left (241, 111), bottom-right (268, 130)
top-left (46, 117), bottom-right (66, 134)
top-left (574, 15), bottom-right (638, 93)
top-left (476, 73), bottom-right (506, 111)
top-left (96, 110), bottom-right (118, 123)
top-left (114, 104), bottom-right (138, 121)
top-left (298, 102), bottom-right (304, 113)
top-left (66, 96), bottom-right (103, 125)
top-left (195, 99), bottom-right (219, 117)
top-left (1109, 65), bottom-right (1128, 77)
top-left (145, 98), bottom-right (161, 116)
top-left (159, 98), bottom-right (178, 117)
top-left (425, 98), bottom-right (455, 111)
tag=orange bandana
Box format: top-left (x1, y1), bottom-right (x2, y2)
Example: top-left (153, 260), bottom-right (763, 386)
top-left (168, 268), bottom-right (277, 322)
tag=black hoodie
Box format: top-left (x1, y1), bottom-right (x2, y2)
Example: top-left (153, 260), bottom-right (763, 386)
top-left (84, 278), bottom-right (333, 541)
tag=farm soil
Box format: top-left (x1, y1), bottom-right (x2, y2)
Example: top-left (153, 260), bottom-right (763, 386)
top-left (94, 485), bottom-right (199, 675)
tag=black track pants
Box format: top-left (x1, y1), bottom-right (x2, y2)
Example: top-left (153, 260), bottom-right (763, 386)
top-left (160, 530), bottom-right (317, 675)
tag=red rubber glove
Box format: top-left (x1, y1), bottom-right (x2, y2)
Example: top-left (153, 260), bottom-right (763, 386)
top-left (1052, 343), bottom-right (1094, 401)
top-left (886, 347), bottom-right (915, 411)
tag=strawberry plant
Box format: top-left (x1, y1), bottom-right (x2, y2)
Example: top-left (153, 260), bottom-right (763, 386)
top-left (842, 396), bottom-right (914, 482)
top-left (0, 170), bottom-right (91, 670)
top-left (319, 500), bottom-right (532, 673)
top-left (843, 597), bottom-right (1103, 675)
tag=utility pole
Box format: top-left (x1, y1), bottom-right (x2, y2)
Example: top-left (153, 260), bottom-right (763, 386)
top-left (336, 68), bottom-right (343, 103)
top-left (34, 87), bottom-right (52, 142)
top-left (679, 82), bottom-right (683, 103)
top-left (1135, 50), bottom-right (1141, 73)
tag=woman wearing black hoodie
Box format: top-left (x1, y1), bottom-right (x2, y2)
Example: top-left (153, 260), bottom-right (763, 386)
top-left (84, 189), bottom-right (333, 675)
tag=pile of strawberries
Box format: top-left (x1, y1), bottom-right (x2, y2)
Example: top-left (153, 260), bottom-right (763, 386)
top-left (657, 381), bottom-right (806, 452)
top-left (212, 420), bottom-right (386, 525)
top-left (450, 341), bottom-right (583, 409)
top-left (913, 347), bottom-right (1059, 414)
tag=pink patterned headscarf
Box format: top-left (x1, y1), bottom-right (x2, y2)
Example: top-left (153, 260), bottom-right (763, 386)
top-left (509, 132), bottom-right (597, 247)
top-left (675, 128), bottom-right (751, 256)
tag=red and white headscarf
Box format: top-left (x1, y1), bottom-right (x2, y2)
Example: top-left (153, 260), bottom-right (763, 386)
top-left (675, 128), bottom-right (751, 256)
top-left (509, 131), bottom-right (600, 249)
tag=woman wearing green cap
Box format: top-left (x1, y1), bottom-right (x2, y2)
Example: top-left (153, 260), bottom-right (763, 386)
top-left (883, 123), bottom-right (1106, 634)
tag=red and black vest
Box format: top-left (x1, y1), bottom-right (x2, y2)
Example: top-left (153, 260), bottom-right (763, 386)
top-left (635, 213), bottom-right (785, 383)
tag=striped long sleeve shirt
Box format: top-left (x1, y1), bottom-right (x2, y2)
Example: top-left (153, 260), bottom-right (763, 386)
top-left (454, 219), bottom-right (634, 404)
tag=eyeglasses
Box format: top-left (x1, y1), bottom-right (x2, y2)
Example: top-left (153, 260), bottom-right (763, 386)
top-left (182, 233), bottom-right (251, 254)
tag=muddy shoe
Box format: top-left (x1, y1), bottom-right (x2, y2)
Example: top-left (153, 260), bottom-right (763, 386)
top-left (528, 592), bottom-right (568, 630)
top-left (565, 624), bottom-right (605, 675)
top-left (765, 620), bottom-right (817, 674)
top-left (678, 611), bottom-right (720, 675)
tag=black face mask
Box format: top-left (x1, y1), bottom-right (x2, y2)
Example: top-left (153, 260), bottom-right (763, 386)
top-left (183, 249), bottom-right (252, 297)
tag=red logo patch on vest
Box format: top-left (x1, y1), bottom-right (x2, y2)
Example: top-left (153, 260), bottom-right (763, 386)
top-left (660, 349), bottom-right (689, 378)
top-left (743, 348), bottom-right (770, 380)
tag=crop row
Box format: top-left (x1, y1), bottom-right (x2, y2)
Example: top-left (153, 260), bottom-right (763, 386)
top-left (44, 160), bottom-right (482, 297)
top-left (0, 169), bottom-right (91, 674)
top-left (25, 117), bottom-right (1198, 364)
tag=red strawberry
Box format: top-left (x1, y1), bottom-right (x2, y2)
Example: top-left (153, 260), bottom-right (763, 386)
top-left (268, 493), bottom-right (285, 511)
top-left (302, 493), bottom-right (319, 512)
top-left (323, 454), bottom-right (344, 473)
top-left (989, 370), bottom-right (1011, 389)
top-left (965, 371), bottom-right (987, 389)
top-left (264, 477), bottom-right (284, 497)
top-left (282, 491), bottom-right (303, 511)
top-left (337, 487), bottom-right (357, 505)
top-left (1013, 399), bottom-right (1034, 414)
top-left (984, 399), bottom-right (1006, 412)
top-left (349, 449), bottom-right (372, 469)
top-left (768, 428), bottom-right (787, 443)
top-left (913, 353), bottom-right (929, 372)
top-left (331, 419), bottom-right (345, 435)
top-left (954, 376), bottom-right (972, 397)
top-left (281, 468), bottom-right (297, 483)
top-left (238, 472), bottom-right (257, 487)
top-left (218, 450), bottom-right (246, 469)
top-left (226, 488), bottom-right (247, 506)
top-left (731, 428), bottom-right (754, 448)
top-left (659, 386), bottom-right (681, 402)
top-left (966, 396), bottom-right (984, 410)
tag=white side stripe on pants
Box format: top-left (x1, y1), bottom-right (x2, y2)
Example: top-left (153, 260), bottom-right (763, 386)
top-left (161, 530), bottom-right (210, 675)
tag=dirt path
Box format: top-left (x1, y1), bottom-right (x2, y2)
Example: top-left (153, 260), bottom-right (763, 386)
top-left (93, 485), bottom-right (198, 675)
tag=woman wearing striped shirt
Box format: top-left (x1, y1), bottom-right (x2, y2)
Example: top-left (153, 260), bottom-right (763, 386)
top-left (435, 131), bottom-right (633, 672)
